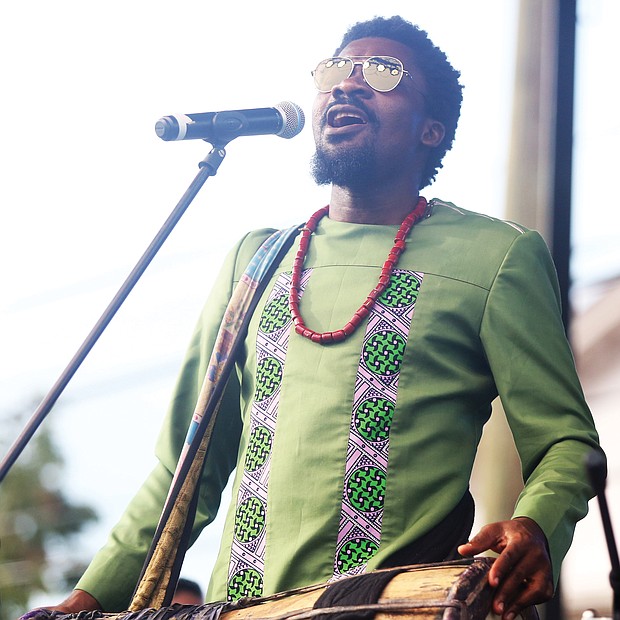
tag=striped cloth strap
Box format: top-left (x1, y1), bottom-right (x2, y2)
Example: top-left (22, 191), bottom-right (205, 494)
top-left (130, 224), bottom-right (300, 611)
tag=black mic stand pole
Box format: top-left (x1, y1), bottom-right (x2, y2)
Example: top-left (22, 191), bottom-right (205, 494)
top-left (586, 450), bottom-right (620, 620)
top-left (0, 145), bottom-right (228, 485)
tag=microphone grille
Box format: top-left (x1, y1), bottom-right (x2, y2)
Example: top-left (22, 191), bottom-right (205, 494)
top-left (276, 101), bottom-right (305, 139)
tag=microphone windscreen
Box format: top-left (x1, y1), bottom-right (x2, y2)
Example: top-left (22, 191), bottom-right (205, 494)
top-left (276, 101), bottom-right (305, 139)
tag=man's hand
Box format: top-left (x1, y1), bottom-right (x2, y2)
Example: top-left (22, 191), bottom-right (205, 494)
top-left (457, 517), bottom-right (554, 620)
top-left (19, 590), bottom-right (101, 620)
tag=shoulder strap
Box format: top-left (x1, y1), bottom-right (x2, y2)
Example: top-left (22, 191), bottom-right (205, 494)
top-left (130, 225), bottom-right (301, 610)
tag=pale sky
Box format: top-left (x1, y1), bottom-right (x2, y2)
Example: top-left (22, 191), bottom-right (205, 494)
top-left (1, 0), bottom-right (618, 613)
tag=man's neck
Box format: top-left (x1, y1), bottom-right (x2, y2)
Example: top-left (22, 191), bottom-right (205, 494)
top-left (327, 183), bottom-right (422, 225)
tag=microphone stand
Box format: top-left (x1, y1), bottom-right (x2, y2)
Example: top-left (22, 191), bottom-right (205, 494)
top-left (0, 145), bottom-right (228, 485)
top-left (586, 450), bottom-right (620, 620)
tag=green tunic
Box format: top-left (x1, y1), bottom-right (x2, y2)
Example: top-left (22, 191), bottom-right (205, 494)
top-left (77, 200), bottom-right (601, 610)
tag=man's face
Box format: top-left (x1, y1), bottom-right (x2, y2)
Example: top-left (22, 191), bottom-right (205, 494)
top-left (311, 37), bottom-right (434, 189)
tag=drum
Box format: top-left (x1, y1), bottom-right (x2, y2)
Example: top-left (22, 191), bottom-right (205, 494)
top-left (220, 558), bottom-right (537, 620)
top-left (29, 558), bottom-right (538, 620)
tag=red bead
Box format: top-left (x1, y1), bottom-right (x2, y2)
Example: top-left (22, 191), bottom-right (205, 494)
top-left (320, 332), bottom-right (334, 344)
top-left (355, 307), bottom-right (369, 320)
top-left (348, 314), bottom-right (362, 328)
top-left (307, 207), bottom-right (327, 228)
top-left (331, 330), bottom-right (346, 342)
top-left (311, 332), bottom-right (323, 343)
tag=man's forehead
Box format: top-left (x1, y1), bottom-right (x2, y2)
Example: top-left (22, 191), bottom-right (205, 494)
top-left (337, 37), bottom-right (415, 63)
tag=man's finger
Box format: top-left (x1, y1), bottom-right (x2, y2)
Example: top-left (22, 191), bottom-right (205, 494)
top-left (493, 562), bottom-right (534, 611)
top-left (491, 552), bottom-right (554, 618)
top-left (458, 523), bottom-right (503, 556)
top-left (488, 545), bottom-right (521, 587)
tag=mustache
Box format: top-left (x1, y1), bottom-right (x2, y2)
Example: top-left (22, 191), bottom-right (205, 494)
top-left (321, 95), bottom-right (379, 127)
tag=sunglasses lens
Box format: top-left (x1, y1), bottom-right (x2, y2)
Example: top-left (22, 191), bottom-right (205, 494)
top-left (313, 57), bottom-right (353, 92)
top-left (312, 56), bottom-right (406, 92)
top-left (363, 57), bottom-right (403, 92)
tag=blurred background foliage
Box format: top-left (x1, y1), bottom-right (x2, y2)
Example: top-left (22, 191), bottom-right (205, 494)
top-left (0, 405), bottom-right (98, 620)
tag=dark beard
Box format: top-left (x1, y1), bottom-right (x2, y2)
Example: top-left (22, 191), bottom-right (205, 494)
top-left (310, 144), bottom-right (377, 189)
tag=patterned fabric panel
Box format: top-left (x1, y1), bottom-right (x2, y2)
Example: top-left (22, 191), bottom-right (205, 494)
top-left (332, 271), bottom-right (423, 579)
top-left (226, 269), bottom-right (311, 601)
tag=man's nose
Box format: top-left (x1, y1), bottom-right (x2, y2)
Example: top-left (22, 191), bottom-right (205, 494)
top-left (331, 64), bottom-right (371, 96)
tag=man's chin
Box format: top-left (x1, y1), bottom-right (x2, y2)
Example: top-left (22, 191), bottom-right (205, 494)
top-left (310, 148), bottom-right (376, 187)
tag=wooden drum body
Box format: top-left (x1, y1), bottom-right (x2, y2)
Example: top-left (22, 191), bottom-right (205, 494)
top-left (219, 558), bottom-right (536, 620)
top-left (38, 558), bottom-right (539, 620)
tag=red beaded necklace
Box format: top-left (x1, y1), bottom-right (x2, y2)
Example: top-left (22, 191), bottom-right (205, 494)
top-left (289, 196), bottom-right (428, 344)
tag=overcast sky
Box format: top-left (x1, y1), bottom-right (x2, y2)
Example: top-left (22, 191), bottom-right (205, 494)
top-left (1, 0), bottom-right (618, 612)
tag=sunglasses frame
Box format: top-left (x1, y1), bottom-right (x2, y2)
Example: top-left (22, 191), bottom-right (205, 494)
top-left (312, 55), bottom-right (414, 93)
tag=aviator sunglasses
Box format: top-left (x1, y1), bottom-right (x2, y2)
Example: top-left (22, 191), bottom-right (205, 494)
top-left (312, 55), bottom-right (414, 93)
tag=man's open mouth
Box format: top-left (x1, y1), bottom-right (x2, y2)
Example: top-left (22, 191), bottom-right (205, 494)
top-left (327, 105), bottom-right (369, 128)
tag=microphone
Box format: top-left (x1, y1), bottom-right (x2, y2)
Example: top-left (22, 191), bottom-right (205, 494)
top-left (155, 101), bottom-right (305, 144)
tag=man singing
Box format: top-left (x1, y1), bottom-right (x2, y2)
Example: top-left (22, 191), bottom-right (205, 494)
top-left (29, 15), bottom-right (601, 620)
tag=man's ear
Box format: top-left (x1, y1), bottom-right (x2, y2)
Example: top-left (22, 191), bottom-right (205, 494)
top-left (421, 119), bottom-right (445, 148)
